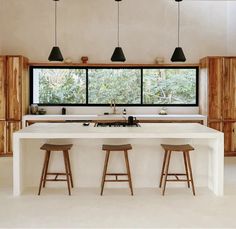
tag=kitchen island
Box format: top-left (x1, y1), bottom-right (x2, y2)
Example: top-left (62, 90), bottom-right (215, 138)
top-left (13, 123), bottom-right (223, 196)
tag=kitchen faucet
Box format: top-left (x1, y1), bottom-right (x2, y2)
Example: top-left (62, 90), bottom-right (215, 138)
top-left (110, 99), bottom-right (116, 114)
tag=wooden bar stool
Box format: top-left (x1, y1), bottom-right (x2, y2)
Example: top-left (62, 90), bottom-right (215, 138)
top-left (159, 144), bottom-right (195, 196)
top-left (38, 143), bottom-right (74, 195)
top-left (101, 144), bottom-right (134, 196)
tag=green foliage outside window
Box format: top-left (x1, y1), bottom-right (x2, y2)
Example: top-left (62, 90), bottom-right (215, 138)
top-left (88, 69), bottom-right (141, 104)
top-left (35, 69), bottom-right (86, 104)
top-left (143, 69), bottom-right (196, 104)
top-left (32, 67), bottom-right (197, 105)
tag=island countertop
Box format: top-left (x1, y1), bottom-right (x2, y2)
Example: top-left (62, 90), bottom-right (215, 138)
top-left (16, 122), bottom-right (216, 139)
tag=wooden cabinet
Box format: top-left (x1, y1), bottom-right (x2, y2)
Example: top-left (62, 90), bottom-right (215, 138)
top-left (6, 121), bottom-right (21, 153)
top-left (200, 56), bottom-right (236, 156)
top-left (0, 56), bottom-right (29, 156)
top-left (0, 57), bottom-right (6, 120)
top-left (0, 121), bottom-right (6, 154)
top-left (0, 121), bottom-right (21, 155)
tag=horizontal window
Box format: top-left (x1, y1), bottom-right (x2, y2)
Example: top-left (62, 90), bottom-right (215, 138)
top-left (30, 66), bottom-right (198, 106)
top-left (88, 69), bottom-right (141, 104)
top-left (32, 68), bottom-right (86, 104)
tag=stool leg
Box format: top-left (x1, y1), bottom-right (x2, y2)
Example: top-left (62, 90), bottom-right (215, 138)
top-left (159, 150), bottom-right (168, 188)
top-left (186, 151), bottom-right (196, 196)
top-left (63, 151), bottom-right (71, 195)
top-left (100, 150), bottom-right (110, 196)
top-left (38, 151), bottom-right (49, 195)
top-left (65, 151), bottom-right (74, 188)
top-left (162, 150), bottom-right (171, 196)
top-left (43, 151), bottom-right (51, 188)
top-left (183, 151), bottom-right (190, 188)
top-left (124, 150), bottom-right (134, 196)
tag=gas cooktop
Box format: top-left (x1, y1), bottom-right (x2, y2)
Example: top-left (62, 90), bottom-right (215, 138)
top-left (94, 121), bottom-right (141, 127)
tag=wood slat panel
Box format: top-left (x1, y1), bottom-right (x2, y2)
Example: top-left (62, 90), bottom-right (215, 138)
top-left (208, 58), bottom-right (223, 120)
top-left (223, 122), bottom-right (236, 153)
top-left (0, 121), bottom-right (6, 154)
top-left (7, 121), bottom-right (21, 153)
top-left (0, 57), bottom-right (6, 120)
top-left (7, 57), bottom-right (22, 121)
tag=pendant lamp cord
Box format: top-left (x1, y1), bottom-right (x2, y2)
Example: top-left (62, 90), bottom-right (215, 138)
top-left (55, 0), bottom-right (57, 46)
top-left (177, 1), bottom-right (180, 47)
top-left (117, 1), bottom-right (120, 47)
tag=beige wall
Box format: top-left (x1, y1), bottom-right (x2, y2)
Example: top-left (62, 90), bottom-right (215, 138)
top-left (0, 0), bottom-right (230, 63)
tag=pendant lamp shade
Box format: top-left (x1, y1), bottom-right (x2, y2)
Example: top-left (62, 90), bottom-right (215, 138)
top-left (48, 0), bottom-right (64, 62)
top-left (48, 46), bottom-right (64, 61)
top-left (111, 47), bottom-right (126, 62)
top-left (171, 0), bottom-right (186, 62)
top-left (111, 0), bottom-right (126, 62)
top-left (171, 47), bottom-right (186, 62)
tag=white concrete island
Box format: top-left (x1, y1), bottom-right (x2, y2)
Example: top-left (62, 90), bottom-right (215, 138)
top-left (13, 122), bottom-right (223, 196)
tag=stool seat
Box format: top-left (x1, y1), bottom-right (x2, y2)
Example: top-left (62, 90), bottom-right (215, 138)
top-left (102, 144), bottom-right (132, 151)
top-left (40, 144), bottom-right (73, 151)
top-left (101, 144), bottom-right (133, 195)
top-left (161, 144), bottom-right (194, 152)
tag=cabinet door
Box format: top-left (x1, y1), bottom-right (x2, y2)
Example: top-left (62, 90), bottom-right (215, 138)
top-left (223, 122), bottom-right (236, 155)
top-left (6, 121), bottom-right (21, 154)
top-left (6, 57), bottom-right (22, 121)
top-left (208, 58), bottom-right (224, 120)
top-left (223, 58), bottom-right (236, 119)
top-left (0, 121), bottom-right (6, 155)
top-left (0, 57), bottom-right (6, 120)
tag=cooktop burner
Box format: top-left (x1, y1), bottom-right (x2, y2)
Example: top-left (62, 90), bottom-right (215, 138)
top-left (94, 121), bottom-right (141, 127)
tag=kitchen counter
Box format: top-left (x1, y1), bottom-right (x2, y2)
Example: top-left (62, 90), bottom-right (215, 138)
top-left (13, 123), bottom-right (223, 196)
top-left (22, 114), bottom-right (207, 126)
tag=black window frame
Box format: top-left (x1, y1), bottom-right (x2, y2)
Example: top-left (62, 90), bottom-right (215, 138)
top-left (30, 65), bottom-right (199, 107)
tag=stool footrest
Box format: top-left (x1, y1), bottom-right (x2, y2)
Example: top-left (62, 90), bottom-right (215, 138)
top-left (44, 179), bottom-right (68, 182)
top-left (106, 173), bottom-right (128, 176)
top-left (47, 173), bottom-right (67, 175)
top-left (163, 173), bottom-right (187, 176)
top-left (166, 179), bottom-right (192, 182)
top-left (105, 180), bottom-right (130, 182)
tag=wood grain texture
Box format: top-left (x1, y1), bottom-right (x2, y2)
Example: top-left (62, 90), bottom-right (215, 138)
top-left (200, 56), bottom-right (236, 156)
top-left (208, 58), bottom-right (223, 120)
top-left (223, 58), bottom-right (236, 119)
top-left (6, 121), bottom-right (21, 153)
top-left (0, 55), bottom-right (29, 155)
top-left (6, 56), bottom-right (22, 121)
top-left (0, 57), bottom-right (6, 120)
top-left (0, 121), bottom-right (6, 154)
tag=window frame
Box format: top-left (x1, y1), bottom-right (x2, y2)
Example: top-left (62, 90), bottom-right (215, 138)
top-left (29, 65), bottom-right (199, 107)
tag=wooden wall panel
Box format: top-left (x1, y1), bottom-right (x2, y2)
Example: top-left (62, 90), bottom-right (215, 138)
top-left (0, 57), bottom-right (6, 120)
top-left (208, 121), bottom-right (223, 132)
top-left (223, 58), bottom-right (236, 120)
top-left (6, 57), bottom-right (22, 121)
top-left (0, 121), bottom-right (6, 154)
top-left (6, 121), bottom-right (21, 153)
top-left (208, 58), bottom-right (223, 120)
top-left (21, 57), bottom-right (29, 116)
top-left (223, 122), bottom-right (236, 153)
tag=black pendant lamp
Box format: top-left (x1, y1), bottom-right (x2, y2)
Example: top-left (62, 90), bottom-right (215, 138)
top-left (171, 0), bottom-right (186, 62)
top-left (48, 0), bottom-right (64, 61)
top-left (111, 0), bottom-right (126, 62)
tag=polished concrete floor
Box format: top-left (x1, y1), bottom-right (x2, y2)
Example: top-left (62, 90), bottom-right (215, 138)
top-left (1, 187), bottom-right (236, 228)
top-left (1, 158), bottom-right (236, 228)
